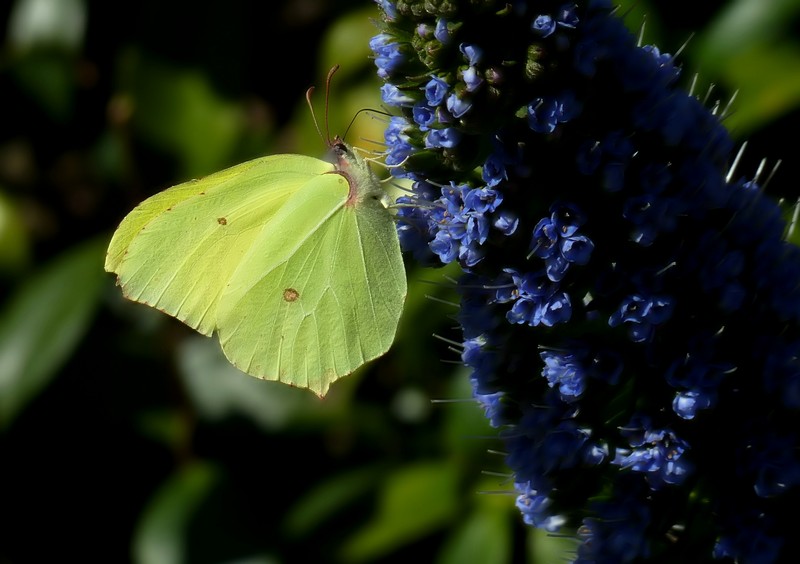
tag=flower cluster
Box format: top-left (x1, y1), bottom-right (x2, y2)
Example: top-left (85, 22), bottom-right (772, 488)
top-left (373, 0), bottom-right (800, 562)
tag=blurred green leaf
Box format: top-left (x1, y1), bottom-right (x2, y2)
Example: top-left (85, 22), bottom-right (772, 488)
top-left (176, 335), bottom-right (310, 429)
top-left (698, 0), bottom-right (800, 61)
top-left (528, 526), bottom-right (578, 563)
top-left (136, 407), bottom-right (191, 451)
top-left (340, 461), bottom-right (460, 562)
top-left (786, 198), bottom-right (800, 248)
top-left (390, 262), bottom-right (461, 392)
top-left (435, 488), bottom-right (512, 564)
top-left (176, 334), bottom-right (354, 431)
top-left (8, 50), bottom-right (76, 121)
top-left (613, 0), bottom-right (665, 46)
top-left (318, 5), bottom-right (380, 83)
top-left (8, 0), bottom-right (86, 51)
top-left (710, 43), bottom-right (800, 136)
top-left (440, 367), bottom-right (496, 460)
top-left (283, 464), bottom-right (387, 539)
top-left (694, 0), bottom-right (800, 135)
top-left (0, 236), bottom-right (106, 429)
top-left (119, 50), bottom-right (246, 177)
top-left (132, 462), bottom-right (219, 564)
top-left (0, 190), bottom-right (31, 273)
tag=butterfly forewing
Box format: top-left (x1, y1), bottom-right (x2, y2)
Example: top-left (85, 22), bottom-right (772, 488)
top-left (108, 155), bottom-right (333, 335)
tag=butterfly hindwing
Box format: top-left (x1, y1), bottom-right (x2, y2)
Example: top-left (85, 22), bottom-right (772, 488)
top-left (217, 168), bottom-right (405, 396)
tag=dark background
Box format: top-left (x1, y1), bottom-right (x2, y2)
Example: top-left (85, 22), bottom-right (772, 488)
top-left (1, 1), bottom-right (799, 562)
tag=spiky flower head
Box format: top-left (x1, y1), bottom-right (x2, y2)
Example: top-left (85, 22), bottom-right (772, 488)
top-left (373, 0), bottom-right (800, 562)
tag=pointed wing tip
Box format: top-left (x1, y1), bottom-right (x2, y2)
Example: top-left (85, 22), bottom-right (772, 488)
top-left (220, 353), bottom-right (335, 398)
top-left (285, 373), bottom-right (331, 398)
top-left (103, 255), bottom-right (117, 274)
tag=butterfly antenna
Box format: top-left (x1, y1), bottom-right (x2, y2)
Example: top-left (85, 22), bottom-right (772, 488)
top-left (305, 65), bottom-right (341, 148)
top-left (305, 86), bottom-right (327, 146)
top-left (324, 64), bottom-right (340, 145)
top-left (343, 107), bottom-right (392, 142)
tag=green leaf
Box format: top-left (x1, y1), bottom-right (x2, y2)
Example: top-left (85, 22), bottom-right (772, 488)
top-left (132, 462), bottom-right (219, 564)
top-left (528, 526), bottom-right (578, 563)
top-left (785, 199), bottom-right (800, 248)
top-left (340, 461), bottom-right (460, 562)
top-left (435, 489), bottom-right (513, 564)
top-left (282, 464), bottom-right (387, 539)
top-left (318, 5), bottom-right (381, 84)
top-left (8, 0), bottom-right (86, 51)
top-left (176, 335), bottom-right (319, 431)
top-left (8, 50), bottom-right (76, 122)
top-left (118, 49), bottom-right (245, 178)
top-left (440, 366), bottom-right (496, 460)
top-left (694, 0), bottom-right (800, 135)
top-left (700, 43), bottom-right (800, 137)
top-left (0, 190), bottom-right (31, 273)
top-left (0, 236), bottom-right (105, 429)
top-left (697, 0), bottom-right (800, 63)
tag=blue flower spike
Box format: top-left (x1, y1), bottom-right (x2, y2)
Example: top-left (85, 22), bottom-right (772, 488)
top-left (373, 1), bottom-right (800, 561)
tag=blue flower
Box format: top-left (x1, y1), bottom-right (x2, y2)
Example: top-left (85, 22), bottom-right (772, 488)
top-left (526, 204), bottom-right (593, 283)
top-left (434, 18), bottom-right (452, 43)
top-left (672, 389), bottom-right (714, 420)
top-left (465, 213), bottom-right (489, 245)
top-left (560, 234), bottom-right (594, 265)
top-left (424, 127), bottom-right (462, 148)
top-left (380, 83), bottom-right (415, 107)
top-left (493, 210), bottom-right (518, 235)
top-left (446, 92), bottom-right (472, 118)
top-left (556, 3), bottom-right (579, 28)
top-left (424, 76), bottom-right (449, 106)
top-left (713, 512), bottom-right (783, 564)
top-left (507, 286), bottom-right (572, 327)
top-left (384, 115), bottom-right (410, 144)
top-left (575, 482), bottom-right (653, 563)
top-left (744, 431), bottom-right (800, 498)
top-left (430, 230), bottom-right (459, 263)
top-left (375, 0), bottom-right (396, 20)
top-left (463, 187), bottom-right (502, 213)
top-left (457, 240), bottom-right (484, 267)
top-left (532, 14), bottom-right (556, 37)
top-left (370, 34), bottom-right (405, 78)
top-left (461, 66), bottom-right (482, 92)
top-left (459, 43), bottom-right (482, 66)
top-left (411, 102), bottom-right (435, 130)
top-left (482, 153), bottom-right (507, 187)
top-left (541, 350), bottom-right (586, 401)
top-left (395, 180), bottom-right (439, 263)
top-left (608, 294), bottom-right (674, 343)
top-left (515, 482), bottom-right (565, 531)
top-left (527, 97), bottom-right (563, 133)
top-left (614, 419), bottom-right (693, 489)
top-left (385, 138), bottom-right (414, 167)
top-left (474, 389), bottom-right (505, 428)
